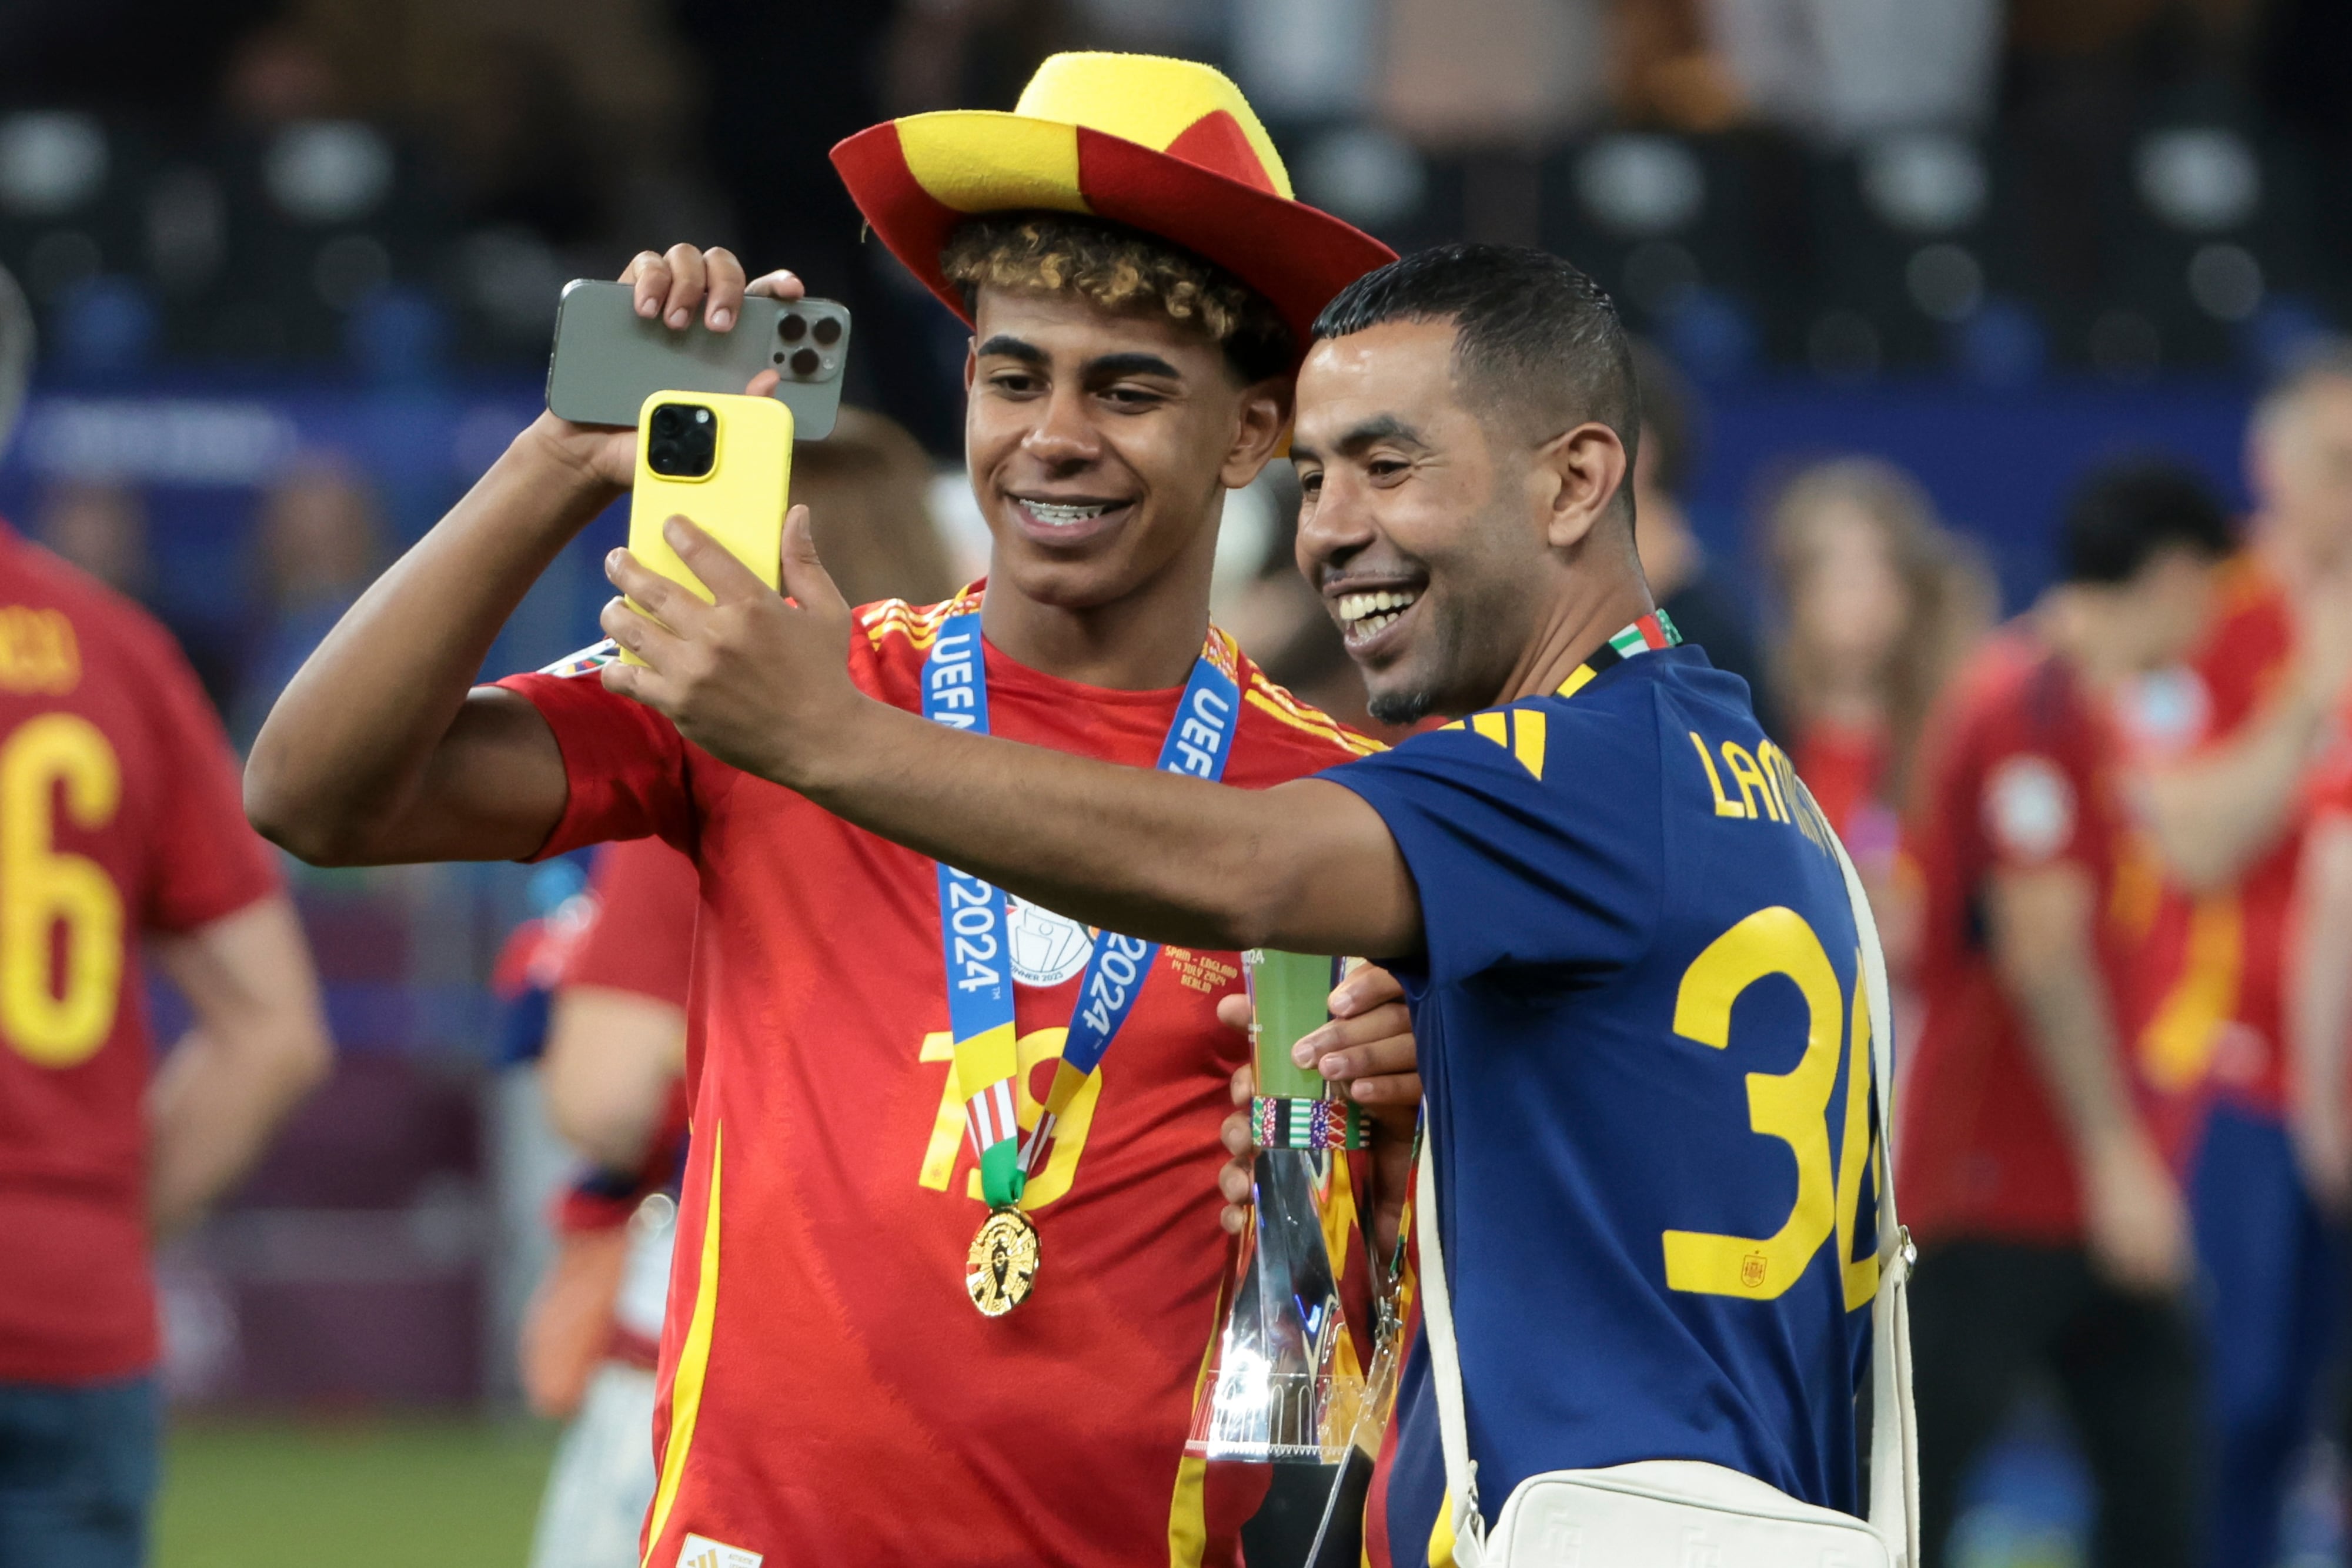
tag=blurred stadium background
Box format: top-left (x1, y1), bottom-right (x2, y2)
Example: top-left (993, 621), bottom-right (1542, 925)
top-left (2, 0), bottom-right (2346, 1563)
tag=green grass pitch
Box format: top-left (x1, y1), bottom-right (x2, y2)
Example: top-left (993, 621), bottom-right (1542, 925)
top-left (155, 1416), bottom-right (563, 1568)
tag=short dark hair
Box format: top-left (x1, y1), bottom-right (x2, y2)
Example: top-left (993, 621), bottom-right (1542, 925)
top-left (941, 212), bottom-right (1295, 385)
top-left (2059, 459), bottom-right (2236, 585)
top-left (1311, 243), bottom-right (1639, 507)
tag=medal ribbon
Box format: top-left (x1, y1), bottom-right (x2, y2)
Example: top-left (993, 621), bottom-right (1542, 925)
top-left (923, 604), bottom-right (1243, 1208)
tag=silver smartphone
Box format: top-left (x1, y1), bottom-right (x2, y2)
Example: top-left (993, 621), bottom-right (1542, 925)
top-left (544, 279), bottom-right (850, 439)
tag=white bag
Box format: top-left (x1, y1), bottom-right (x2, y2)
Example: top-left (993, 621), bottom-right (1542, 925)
top-left (1415, 826), bottom-right (1920, 1568)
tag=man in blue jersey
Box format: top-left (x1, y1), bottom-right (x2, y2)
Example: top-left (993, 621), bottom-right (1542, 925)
top-left (588, 243), bottom-right (1887, 1558)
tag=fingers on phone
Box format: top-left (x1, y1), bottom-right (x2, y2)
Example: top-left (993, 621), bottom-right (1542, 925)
top-left (703, 248), bottom-right (746, 330)
top-left (625, 251), bottom-right (668, 316)
top-left (746, 269), bottom-right (806, 301)
top-left (660, 243), bottom-right (707, 329)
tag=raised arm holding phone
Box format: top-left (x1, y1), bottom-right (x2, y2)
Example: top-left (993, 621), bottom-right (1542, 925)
top-left (576, 242), bottom-right (1917, 1567)
top-left (250, 54), bottom-right (1425, 1568)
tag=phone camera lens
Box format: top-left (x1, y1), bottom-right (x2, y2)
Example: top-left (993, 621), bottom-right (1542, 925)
top-left (646, 403), bottom-right (717, 479)
top-left (811, 316), bottom-right (842, 346)
top-left (789, 347), bottom-right (821, 377)
top-left (779, 313), bottom-right (808, 343)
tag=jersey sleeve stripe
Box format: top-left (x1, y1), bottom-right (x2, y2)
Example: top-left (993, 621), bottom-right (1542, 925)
top-left (1242, 685), bottom-right (1383, 757)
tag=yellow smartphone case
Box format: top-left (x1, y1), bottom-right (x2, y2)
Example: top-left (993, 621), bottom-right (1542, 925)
top-left (621, 389), bottom-right (795, 667)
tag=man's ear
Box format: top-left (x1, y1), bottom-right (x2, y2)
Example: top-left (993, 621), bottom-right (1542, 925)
top-left (1536, 422), bottom-right (1629, 551)
top-left (1219, 378), bottom-right (1295, 490)
top-left (962, 337), bottom-right (978, 393)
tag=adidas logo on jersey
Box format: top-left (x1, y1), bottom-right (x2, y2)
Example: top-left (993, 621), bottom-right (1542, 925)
top-left (677, 1533), bottom-right (763, 1568)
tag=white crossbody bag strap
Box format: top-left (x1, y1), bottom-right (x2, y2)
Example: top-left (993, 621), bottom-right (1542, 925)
top-left (1414, 816), bottom-right (1917, 1568)
top-left (1828, 824), bottom-right (1920, 1568)
top-left (1416, 1089), bottom-right (1486, 1567)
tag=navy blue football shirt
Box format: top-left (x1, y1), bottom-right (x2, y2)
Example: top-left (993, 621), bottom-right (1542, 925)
top-left (1323, 616), bottom-right (1879, 1566)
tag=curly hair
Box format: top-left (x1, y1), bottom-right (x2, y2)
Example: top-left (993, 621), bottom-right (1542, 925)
top-left (939, 212), bottom-right (1294, 384)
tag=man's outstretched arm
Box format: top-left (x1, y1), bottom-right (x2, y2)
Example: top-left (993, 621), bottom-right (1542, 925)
top-left (599, 512), bottom-right (1425, 960)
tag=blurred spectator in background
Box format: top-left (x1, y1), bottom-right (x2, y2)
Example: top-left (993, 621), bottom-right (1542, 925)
top-left (33, 483), bottom-right (149, 603)
top-left (35, 483), bottom-right (246, 718)
top-left (796, 405), bottom-right (961, 610)
top-left (518, 403), bottom-right (954, 1568)
top-left (1381, 0), bottom-right (1609, 147)
top-left (232, 457), bottom-right (383, 748)
top-left (219, 22), bottom-right (343, 128)
top-left (1763, 456), bottom-right (1992, 887)
top-left (1615, 0), bottom-right (1746, 130)
top-left (1700, 0), bottom-right (2000, 142)
top-left (2292, 670), bottom-right (2352, 1512)
top-left (2129, 342), bottom-right (2352, 1568)
top-left (1901, 460), bottom-right (2231, 1568)
top-left (0, 264), bottom-right (330, 1567)
top-left (1628, 339), bottom-right (1775, 733)
top-left (513, 838), bottom-right (694, 1568)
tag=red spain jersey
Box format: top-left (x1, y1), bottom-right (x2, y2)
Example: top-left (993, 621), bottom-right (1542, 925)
top-left (0, 524), bottom-right (279, 1383)
top-left (496, 589), bottom-right (1379, 1568)
top-left (2123, 554), bottom-right (2302, 1119)
top-left (1898, 628), bottom-right (2147, 1245)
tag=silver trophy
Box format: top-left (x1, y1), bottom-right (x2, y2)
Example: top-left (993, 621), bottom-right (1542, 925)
top-left (1187, 951), bottom-right (1368, 1465)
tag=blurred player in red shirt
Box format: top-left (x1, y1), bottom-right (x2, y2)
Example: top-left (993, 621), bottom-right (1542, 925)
top-left (2294, 713), bottom-right (2352, 1475)
top-left (0, 269), bottom-right (330, 1567)
top-left (2151, 345), bottom-right (2352, 1568)
top-left (512, 837), bottom-right (698, 1568)
top-left (1900, 462), bottom-right (2236, 1568)
top-left (245, 56), bottom-right (1415, 1568)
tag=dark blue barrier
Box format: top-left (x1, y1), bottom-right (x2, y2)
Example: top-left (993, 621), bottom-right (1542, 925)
top-left (1684, 374), bottom-right (2258, 615)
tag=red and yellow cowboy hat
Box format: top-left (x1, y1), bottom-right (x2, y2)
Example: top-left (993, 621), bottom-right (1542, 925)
top-left (831, 52), bottom-right (1396, 355)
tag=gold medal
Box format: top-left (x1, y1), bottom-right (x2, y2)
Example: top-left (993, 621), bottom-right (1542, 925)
top-left (965, 1206), bottom-right (1041, 1316)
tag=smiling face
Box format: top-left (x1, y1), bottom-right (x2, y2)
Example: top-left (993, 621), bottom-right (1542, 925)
top-left (1291, 319), bottom-right (1572, 724)
top-left (963, 286), bottom-right (1287, 614)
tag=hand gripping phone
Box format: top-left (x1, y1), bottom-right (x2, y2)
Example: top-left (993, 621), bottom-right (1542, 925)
top-left (620, 390), bottom-right (794, 668)
top-left (547, 278), bottom-right (850, 439)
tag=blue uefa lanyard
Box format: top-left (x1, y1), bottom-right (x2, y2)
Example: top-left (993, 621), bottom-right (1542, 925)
top-left (921, 603), bottom-right (1242, 1208)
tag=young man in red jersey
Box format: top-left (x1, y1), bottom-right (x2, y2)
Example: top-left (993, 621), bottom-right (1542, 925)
top-left (1899, 462), bottom-right (2244, 1568)
top-left (248, 54), bottom-right (1413, 1568)
top-left (2126, 346), bottom-right (2352, 1568)
top-left (0, 268), bottom-right (332, 1566)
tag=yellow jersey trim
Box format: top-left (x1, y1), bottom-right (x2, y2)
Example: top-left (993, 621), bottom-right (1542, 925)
top-left (1244, 679), bottom-right (1383, 758)
top-left (642, 1124), bottom-right (724, 1564)
top-left (1166, 1276), bottom-right (1231, 1567)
